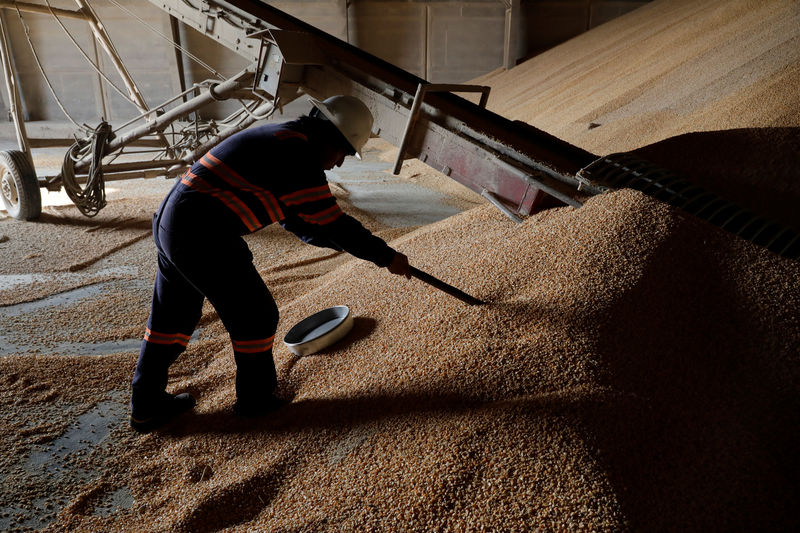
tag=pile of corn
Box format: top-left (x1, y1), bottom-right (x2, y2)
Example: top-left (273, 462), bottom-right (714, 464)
top-left (474, 0), bottom-right (800, 156)
top-left (2, 0), bottom-right (798, 528)
top-left (41, 188), bottom-right (798, 531)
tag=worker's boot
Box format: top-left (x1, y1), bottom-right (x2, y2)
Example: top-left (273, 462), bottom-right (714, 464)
top-left (233, 351), bottom-right (285, 417)
top-left (130, 344), bottom-right (195, 432)
top-left (130, 390), bottom-right (196, 433)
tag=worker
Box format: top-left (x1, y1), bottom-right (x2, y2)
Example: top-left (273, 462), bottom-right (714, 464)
top-left (130, 95), bottom-right (411, 432)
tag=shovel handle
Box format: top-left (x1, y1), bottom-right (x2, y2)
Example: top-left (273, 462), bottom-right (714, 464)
top-left (409, 266), bottom-right (484, 306)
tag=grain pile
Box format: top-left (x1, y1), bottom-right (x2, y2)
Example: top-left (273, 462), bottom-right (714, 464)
top-left (476, 0), bottom-right (800, 155)
top-left (0, 199), bottom-right (155, 277)
top-left (1, 0), bottom-right (799, 530)
top-left (473, 0), bottom-right (800, 229)
top-left (4, 187), bottom-right (800, 531)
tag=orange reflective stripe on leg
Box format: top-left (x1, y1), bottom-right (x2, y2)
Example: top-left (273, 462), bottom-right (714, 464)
top-left (231, 335), bottom-right (275, 353)
top-left (144, 327), bottom-right (190, 347)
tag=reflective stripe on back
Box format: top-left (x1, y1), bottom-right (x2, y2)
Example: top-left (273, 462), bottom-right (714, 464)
top-left (200, 153), bottom-right (285, 223)
top-left (181, 171), bottom-right (262, 232)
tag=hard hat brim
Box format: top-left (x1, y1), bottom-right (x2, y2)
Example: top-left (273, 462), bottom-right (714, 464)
top-left (308, 97), bottom-right (363, 159)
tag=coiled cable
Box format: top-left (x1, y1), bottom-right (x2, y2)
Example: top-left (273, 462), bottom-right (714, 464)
top-left (61, 121), bottom-right (113, 217)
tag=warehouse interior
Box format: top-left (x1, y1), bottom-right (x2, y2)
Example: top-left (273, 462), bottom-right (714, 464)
top-left (1, 0), bottom-right (799, 531)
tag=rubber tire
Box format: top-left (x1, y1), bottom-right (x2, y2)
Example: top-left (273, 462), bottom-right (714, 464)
top-left (0, 150), bottom-right (41, 220)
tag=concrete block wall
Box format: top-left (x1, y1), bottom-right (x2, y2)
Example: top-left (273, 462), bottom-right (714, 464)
top-left (282, 0), bottom-right (649, 79)
top-left (523, 0), bottom-right (651, 59)
top-left (0, 0), bottom-right (650, 126)
top-left (345, 1), bottom-right (507, 82)
top-left (0, 1), bottom-right (189, 123)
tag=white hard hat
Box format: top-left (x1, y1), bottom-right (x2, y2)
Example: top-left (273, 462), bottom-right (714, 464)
top-left (308, 95), bottom-right (374, 159)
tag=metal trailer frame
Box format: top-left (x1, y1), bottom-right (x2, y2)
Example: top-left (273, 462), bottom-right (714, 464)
top-left (0, 0), bottom-right (283, 219)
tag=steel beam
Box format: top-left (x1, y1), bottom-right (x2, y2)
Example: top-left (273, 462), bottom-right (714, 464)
top-left (218, 1), bottom-right (598, 214)
top-left (0, 10), bottom-right (30, 161)
top-left (0, 1), bottom-right (86, 20)
top-left (70, 0), bottom-right (175, 157)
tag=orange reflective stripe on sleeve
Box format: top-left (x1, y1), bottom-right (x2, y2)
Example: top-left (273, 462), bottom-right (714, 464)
top-left (231, 335), bottom-right (275, 353)
top-left (144, 328), bottom-right (191, 347)
top-left (261, 191), bottom-right (285, 223)
top-left (181, 171), bottom-right (262, 232)
top-left (200, 154), bottom-right (248, 189)
top-left (201, 153), bottom-right (284, 222)
top-left (298, 204), bottom-right (344, 225)
top-left (279, 185), bottom-right (334, 206)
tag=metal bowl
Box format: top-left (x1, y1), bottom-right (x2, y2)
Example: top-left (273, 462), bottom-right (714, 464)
top-left (283, 305), bottom-right (354, 356)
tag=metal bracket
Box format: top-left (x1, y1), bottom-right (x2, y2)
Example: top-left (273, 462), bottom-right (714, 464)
top-left (253, 30), bottom-right (325, 102)
top-left (392, 82), bottom-right (491, 175)
top-left (254, 33), bottom-right (283, 98)
top-left (481, 190), bottom-right (523, 224)
top-left (574, 157), bottom-right (614, 195)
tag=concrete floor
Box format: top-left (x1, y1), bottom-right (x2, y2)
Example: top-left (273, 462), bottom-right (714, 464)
top-left (0, 138), bottom-right (461, 226)
top-left (0, 105), bottom-right (469, 529)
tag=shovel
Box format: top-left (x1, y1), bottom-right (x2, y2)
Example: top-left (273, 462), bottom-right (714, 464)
top-left (409, 266), bottom-right (484, 306)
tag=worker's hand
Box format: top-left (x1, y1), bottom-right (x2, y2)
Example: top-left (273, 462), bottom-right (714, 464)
top-left (387, 252), bottom-right (411, 279)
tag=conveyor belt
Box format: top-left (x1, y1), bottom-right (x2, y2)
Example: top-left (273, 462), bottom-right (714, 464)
top-left (146, 1), bottom-right (800, 261)
top-left (578, 154), bottom-right (800, 259)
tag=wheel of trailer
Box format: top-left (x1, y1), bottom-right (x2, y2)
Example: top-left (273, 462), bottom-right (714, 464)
top-left (0, 150), bottom-right (41, 220)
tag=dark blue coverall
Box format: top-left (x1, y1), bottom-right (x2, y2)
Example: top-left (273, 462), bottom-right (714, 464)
top-left (131, 119), bottom-right (397, 418)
